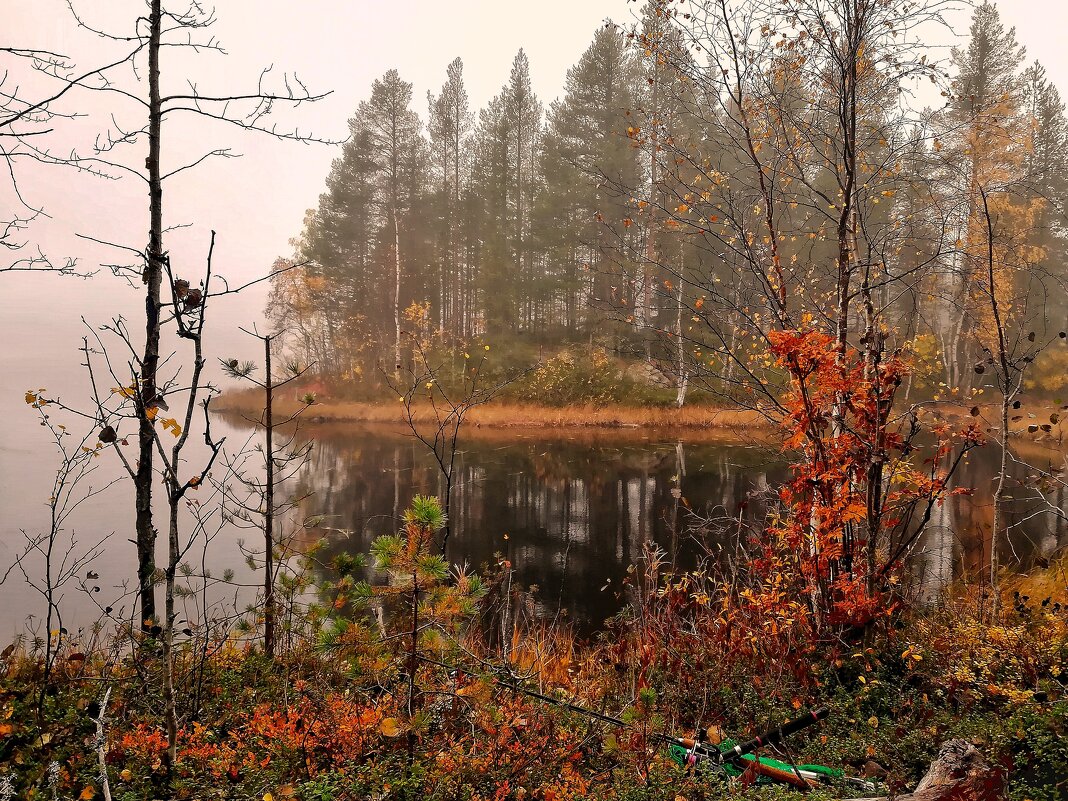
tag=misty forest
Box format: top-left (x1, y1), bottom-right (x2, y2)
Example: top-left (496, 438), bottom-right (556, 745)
top-left (1, 1), bottom-right (1066, 799)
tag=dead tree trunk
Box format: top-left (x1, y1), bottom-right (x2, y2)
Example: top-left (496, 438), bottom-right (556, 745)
top-left (136, 0), bottom-right (164, 628)
top-left (852, 740), bottom-right (1005, 801)
top-left (263, 334), bottom-right (276, 657)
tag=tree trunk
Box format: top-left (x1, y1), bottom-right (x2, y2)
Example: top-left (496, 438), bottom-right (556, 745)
top-left (136, 0), bottom-right (164, 628)
top-left (675, 272), bottom-right (688, 408)
top-left (163, 490), bottom-right (179, 770)
top-left (393, 205), bottom-right (402, 377)
top-left (982, 187), bottom-right (1011, 612)
top-left (263, 335), bottom-right (276, 657)
top-left (851, 740), bottom-right (1004, 801)
top-left (407, 569), bottom-right (419, 761)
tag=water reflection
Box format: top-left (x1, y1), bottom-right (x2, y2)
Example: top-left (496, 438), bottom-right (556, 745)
top-left (290, 424), bottom-right (1067, 631)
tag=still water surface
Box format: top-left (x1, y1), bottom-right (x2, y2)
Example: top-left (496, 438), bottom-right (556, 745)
top-left (288, 423), bottom-right (1067, 632)
top-left (2, 417), bottom-right (1064, 636)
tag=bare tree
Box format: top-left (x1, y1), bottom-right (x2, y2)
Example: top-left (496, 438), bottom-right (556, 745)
top-left (10, 1), bottom-right (333, 628)
top-left (1, 392), bottom-right (116, 716)
top-left (972, 184), bottom-right (1068, 604)
top-left (387, 337), bottom-right (524, 554)
top-left (221, 328), bottom-right (316, 658)
top-left (0, 45), bottom-right (104, 275)
top-left (73, 232), bottom-right (228, 767)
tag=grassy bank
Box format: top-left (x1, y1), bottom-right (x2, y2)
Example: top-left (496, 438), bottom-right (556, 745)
top-left (212, 390), bottom-right (1068, 458)
top-left (213, 387), bottom-right (773, 432)
top-left (2, 559), bottom-right (1064, 801)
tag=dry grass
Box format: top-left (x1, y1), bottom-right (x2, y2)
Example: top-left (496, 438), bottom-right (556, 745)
top-left (213, 387), bottom-right (774, 440)
top-left (1008, 552), bottom-right (1068, 604)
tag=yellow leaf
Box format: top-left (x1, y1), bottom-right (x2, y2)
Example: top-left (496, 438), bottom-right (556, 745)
top-left (160, 418), bottom-right (182, 437)
top-left (868, 715), bottom-right (879, 728)
top-left (263, 794), bottom-right (274, 801)
top-left (379, 717), bottom-right (405, 737)
top-left (24, 391), bottom-right (37, 405)
top-left (79, 787), bottom-right (95, 800)
top-left (119, 769), bottom-right (132, 781)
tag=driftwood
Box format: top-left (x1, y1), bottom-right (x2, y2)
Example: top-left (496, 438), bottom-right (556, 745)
top-left (853, 740), bottom-right (1004, 801)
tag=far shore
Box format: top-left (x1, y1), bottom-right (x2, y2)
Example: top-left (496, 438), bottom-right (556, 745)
top-left (212, 388), bottom-right (1068, 453)
top-left (212, 388), bottom-right (774, 434)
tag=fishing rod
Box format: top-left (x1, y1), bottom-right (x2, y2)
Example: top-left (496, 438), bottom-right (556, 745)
top-left (433, 656), bottom-right (872, 791)
top-left (418, 653), bottom-right (828, 769)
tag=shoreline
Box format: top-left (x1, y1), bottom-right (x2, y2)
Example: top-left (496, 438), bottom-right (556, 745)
top-left (212, 389), bottom-right (775, 433)
top-left (212, 390), bottom-right (1068, 453)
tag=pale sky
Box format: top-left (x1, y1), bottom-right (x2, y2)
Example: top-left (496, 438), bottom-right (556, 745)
top-left (5, 1), bottom-right (1068, 314)
top-left (2, 0), bottom-right (1067, 397)
top-left (2, 0), bottom-right (1068, 427)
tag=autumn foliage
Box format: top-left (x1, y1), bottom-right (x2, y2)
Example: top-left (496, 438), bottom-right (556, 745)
top-left (763, 328), bottom-right (984, 630)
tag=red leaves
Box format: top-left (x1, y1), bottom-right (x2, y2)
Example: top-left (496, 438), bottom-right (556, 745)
top-left (758, 327), bottom-right (978, 632)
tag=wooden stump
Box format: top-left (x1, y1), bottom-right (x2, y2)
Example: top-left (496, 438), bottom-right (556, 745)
top-left (854, 740), bottom-right (1004, 801)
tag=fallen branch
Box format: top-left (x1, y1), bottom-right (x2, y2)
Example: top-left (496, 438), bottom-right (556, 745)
top-left (94, 686), bottom-right (113, 801)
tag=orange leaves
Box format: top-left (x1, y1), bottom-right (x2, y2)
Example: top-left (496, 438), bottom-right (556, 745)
top-left (378, 717), bottom-right (405, 737)
top-left (167, 695), bottom-right (384, 778)
top-left (757, 325), bottom-right (978, 632)
top-left (159, 417), bottom-right (182, 437)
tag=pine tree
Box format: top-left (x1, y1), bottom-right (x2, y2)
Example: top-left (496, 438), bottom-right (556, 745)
top-left (428, 58), bottom-right (474, 337)
top-left (470, 90), bottom-right (514, 332)
top-left (506, 50), bottom-right (544, 331)
top-left (365, 496), bottom-right (486, 752)
top-left (1021, 61), bottom-right (1068, 337)
top-left (359, 70), bottom-right (427, 375)
top-left (935, 1), bottom-right (1027, 390)
top-left (537, 24), bottom-right (642, 338)
top-left (470, 51), bottom-right (543, 334)
top-left (299, 122), bottom-right (382, 376)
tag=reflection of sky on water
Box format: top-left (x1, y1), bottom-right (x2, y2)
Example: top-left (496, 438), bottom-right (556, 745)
top-left (295, 425), bottom-right (1067, 632)
top-left (2, 417), bottom-right (1064, 637)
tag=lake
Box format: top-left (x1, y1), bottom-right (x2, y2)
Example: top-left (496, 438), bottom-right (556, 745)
top-left (285, 421), bottom-right (1066, 632)
top-left (2, 415), bottom-right (1065, 638)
